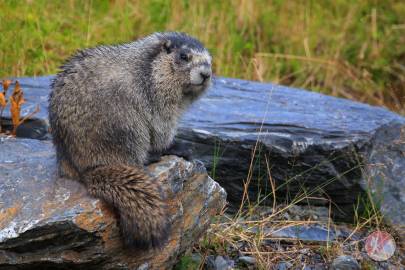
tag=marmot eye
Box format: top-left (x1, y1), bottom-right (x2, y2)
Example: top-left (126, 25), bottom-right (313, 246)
top-left (180, 52), bottom-right (189, 61)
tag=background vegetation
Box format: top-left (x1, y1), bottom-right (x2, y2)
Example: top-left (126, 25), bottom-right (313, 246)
top-left (0, 0), bottom-right (404, 114)
top-left (1, 1), bottom-right (404, 268)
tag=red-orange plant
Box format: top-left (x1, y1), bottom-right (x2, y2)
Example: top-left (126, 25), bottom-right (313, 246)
top-left (0, 80), bottom-right (39, 136)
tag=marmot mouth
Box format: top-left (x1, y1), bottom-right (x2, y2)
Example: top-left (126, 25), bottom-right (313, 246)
top-left (190, 80), bottom-right (210, 87)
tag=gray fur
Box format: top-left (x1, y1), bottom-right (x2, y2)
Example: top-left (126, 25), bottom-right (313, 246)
top-left (48, 32), bottom-right (212, 249)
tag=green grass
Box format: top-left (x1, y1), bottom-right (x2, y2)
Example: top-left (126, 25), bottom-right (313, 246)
top-left (0, 0), bottom-right (404, 113)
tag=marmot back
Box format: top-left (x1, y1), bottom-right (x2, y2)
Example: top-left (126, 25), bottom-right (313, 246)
top-left (48, 32), bottom-right (212, 249)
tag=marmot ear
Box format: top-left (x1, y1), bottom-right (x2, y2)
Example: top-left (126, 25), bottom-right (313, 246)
top-left (163, 40), bottom-right (172, 54)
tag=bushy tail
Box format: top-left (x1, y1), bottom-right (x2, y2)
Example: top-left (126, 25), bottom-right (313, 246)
top-left (81, 164), bottom-right (170, 249)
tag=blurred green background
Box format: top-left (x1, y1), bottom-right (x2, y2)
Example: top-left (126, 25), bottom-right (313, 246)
top-left (0, 0), bottom-right (404, 113)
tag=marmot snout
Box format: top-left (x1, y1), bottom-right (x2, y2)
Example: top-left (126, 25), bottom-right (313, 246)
top-left (48, 32), bottom-right (212, 249)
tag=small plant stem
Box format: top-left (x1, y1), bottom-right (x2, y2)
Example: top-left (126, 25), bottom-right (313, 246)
top-left (12, 105), bottom-right (40, 136)
top-left (0, 107), bottom-right (4, 133)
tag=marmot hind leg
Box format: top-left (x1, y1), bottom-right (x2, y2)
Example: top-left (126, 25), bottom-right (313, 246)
top-left (59, 158), bottom-right (79, 179)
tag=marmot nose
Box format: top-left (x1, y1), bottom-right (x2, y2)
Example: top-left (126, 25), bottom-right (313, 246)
top-left (200, 71), bottom-right (211, 81)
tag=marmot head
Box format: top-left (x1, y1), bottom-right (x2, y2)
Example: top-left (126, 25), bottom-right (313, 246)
top-left (151, 32), bottom-right (212, 102)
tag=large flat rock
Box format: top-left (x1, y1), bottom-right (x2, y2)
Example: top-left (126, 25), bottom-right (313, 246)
top-left (1, 76), bottom-right (404, 229)
top-left (0, 138), bottom-right (226, 269)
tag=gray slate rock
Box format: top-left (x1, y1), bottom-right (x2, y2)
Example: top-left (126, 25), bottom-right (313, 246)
top-left (1, 76), bottom-right (404, 228)
top-left (0, 138), bottom-right (226, 269)
top-left (331, 255), bottom-right (360, 270)
top-left (276, 261), bottom-right (293, 270)
top-left (238, 256), bottom-right (256, 265)
top-left (248, 222), bottom-right (363, 244)
top-left (206, 255), bottom-right (234, 270)
top-left (268, 224), bottom-right (337, 242)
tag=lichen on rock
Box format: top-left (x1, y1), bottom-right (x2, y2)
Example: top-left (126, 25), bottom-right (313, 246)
top-left (0, 138), bottom-right (226, 270)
